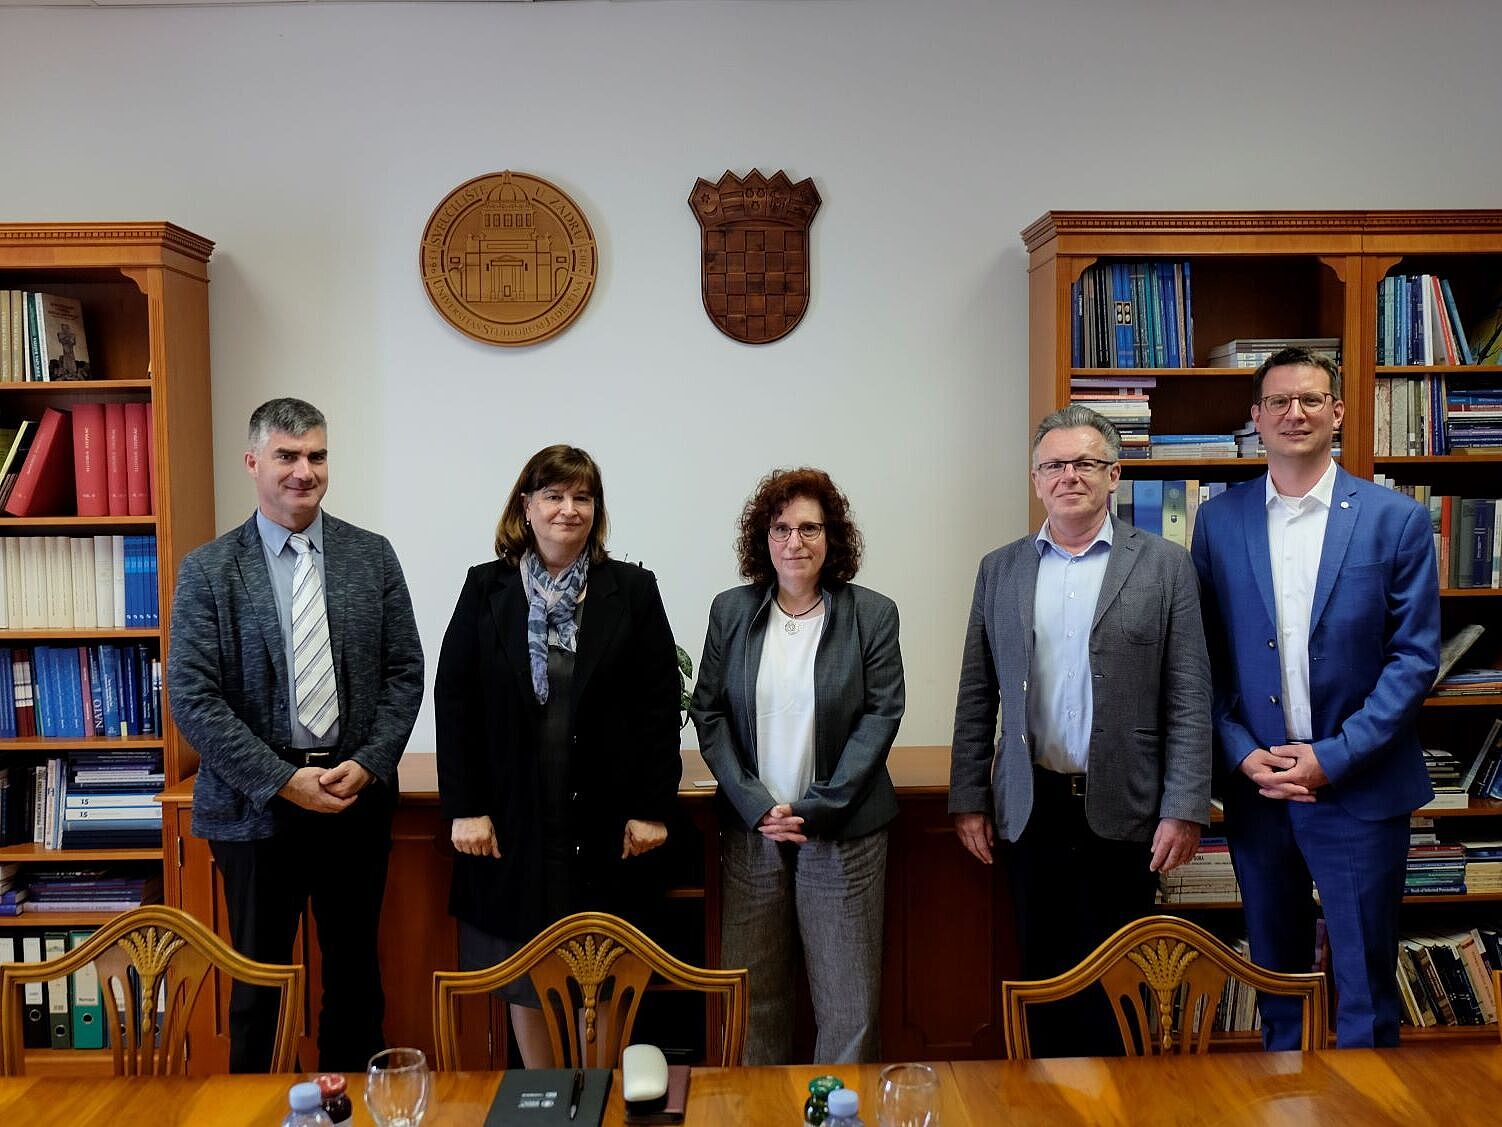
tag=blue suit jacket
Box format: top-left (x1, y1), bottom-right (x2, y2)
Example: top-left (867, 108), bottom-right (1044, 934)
top-left (1190, 467), bottom-right (1439, 820)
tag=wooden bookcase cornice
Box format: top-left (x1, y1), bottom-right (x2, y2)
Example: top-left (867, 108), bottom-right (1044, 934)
top-left (0, 223), bottom-right (214, 279)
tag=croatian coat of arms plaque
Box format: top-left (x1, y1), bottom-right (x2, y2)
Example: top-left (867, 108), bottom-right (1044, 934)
top-left (420, 170), bottom-right (598, 347)
top-left (688, 170), bottom-right (820, 344)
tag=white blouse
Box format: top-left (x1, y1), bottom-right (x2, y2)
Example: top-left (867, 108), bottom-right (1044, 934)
top-left (755, 601), bottom-right (825, 807)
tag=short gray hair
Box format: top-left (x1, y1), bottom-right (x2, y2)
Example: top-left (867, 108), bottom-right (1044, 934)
top-left (248, 398), bottom-right (327, 451)
top-left (1031, 404), bottom-right (1121, 462)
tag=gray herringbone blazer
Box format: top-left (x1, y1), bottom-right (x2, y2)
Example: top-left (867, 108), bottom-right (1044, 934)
top-left (167, 511), bottom-right (424, 840)
top-left (949, 516), bottom-right (1211, 843)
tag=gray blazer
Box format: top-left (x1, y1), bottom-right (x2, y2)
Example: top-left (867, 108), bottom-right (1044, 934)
top-left (690, 582), bottom-right (905, 840)
top-left (167, 511), bottom-right (425, 841)
top-left (949, 516), bottom-right (1211, 843)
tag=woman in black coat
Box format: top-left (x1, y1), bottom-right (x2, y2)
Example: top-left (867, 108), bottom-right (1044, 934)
top-left (435, 444), bottom-right (682, 1067)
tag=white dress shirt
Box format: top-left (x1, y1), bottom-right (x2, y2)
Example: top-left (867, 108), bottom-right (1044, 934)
top-left (1265, 459), bottom-right (1338, 741)
top-left (755, 601), bottom-right (825, 806)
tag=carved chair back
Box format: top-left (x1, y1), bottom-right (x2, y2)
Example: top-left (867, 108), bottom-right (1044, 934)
top-left (1, 905), bottom-right (303, 1076)
top-left (432, 911), bottom-right (748, 1070)
top-left (1002, 914), bottom-right (1329, 1058)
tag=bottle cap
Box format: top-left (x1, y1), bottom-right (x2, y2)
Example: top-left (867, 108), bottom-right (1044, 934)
top-left (289, 1081), bottom-right (323, 1111)
top-left (808, 1075), bottom-right (844, 1096)
top-left (827, 1088), bottom-right (859, 1117)
top-left (315, 1073), bottom-right (348, 1097)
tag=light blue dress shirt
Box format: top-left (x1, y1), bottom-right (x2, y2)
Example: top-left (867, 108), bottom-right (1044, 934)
top-left (256, 509), bottom-right (341, 749)
top-left (1028, 517), bottom-right (1113, 773)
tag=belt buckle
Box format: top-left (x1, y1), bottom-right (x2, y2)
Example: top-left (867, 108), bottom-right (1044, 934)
top-left (304, 750), bottom-right (336, 768)
top-left (1069, 775), bottom-right (1087, 799)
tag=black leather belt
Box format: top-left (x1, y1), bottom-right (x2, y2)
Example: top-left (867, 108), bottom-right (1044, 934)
top-left (1034, 765), bottom-right (1088, 799)
top-left (272, 745), bottom-right (341, 768)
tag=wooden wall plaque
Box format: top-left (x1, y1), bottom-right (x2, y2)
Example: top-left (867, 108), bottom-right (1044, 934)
top-left (420, 171), bottom-right (598, 347)
top-left (689, 170), bottom-right (820, 344)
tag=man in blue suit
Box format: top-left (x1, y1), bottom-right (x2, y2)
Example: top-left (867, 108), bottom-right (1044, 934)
top-left (1191, 347), bottom-right (1439, 1049)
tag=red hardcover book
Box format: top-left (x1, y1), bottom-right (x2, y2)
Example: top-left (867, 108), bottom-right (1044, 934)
top-left (123, 402), bottom-right (149, 516)
top-left (3, 407), bottom-right (74, 517)
top-left (146, 406), bottom-right (156, 514)
top-left (70, 401), bottom-right (107, 517)
top-left (104, 402), bottom-right (127, 515)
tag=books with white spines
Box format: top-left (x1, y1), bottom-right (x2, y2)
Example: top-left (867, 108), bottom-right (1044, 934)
top-left (111, 534), bottom-right (125, 630)
top-left (92, 534), bottom-right (114, 629)
top-left (70, 538), bottom-right (94, 632)
top-left (1208, 337), bottom-right (1341, 358)
top-left (2, 538), bottom-right (19, 627)
top-left (0, 536), bottom-right (7, 630)
top-left (43, 536), bottom-right (72, 629)
top-left (19, 538), bottom-right (45, 629)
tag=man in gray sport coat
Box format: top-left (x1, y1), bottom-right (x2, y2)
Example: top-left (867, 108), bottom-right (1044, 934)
top-left (167, 398), bottom-right (423, 1072)
top-left (949, 404), bottom-right (1211, 1056)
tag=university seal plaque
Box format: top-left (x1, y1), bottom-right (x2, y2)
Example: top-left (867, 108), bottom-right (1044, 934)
top-left (689, 169), bottom-right (820, 344)
top-left (421, 171), bottom-right (598, 347)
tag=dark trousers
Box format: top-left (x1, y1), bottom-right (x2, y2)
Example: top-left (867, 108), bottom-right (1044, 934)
top-left (1005, 769), bottom-right (1158, 1058)
top-left (1226, 792), bottom-right (1408, 1049)
top-left (210, 788), bottom-right (394, 1072)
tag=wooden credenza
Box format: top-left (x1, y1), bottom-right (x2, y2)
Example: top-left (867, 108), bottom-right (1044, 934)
top-left (160, 746), bottom-right (1013, 1073)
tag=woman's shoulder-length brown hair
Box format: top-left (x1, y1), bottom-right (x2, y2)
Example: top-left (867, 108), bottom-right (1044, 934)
top-left (494, 445), bottom-right (610, 565)
top-left (735, 467), bottom-right (863, 588)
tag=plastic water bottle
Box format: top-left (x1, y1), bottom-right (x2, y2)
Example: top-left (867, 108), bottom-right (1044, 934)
top-left (282, 1081), bottom-right (335, 1127)
top-left (824, 1087), bottom-right (865, 1127)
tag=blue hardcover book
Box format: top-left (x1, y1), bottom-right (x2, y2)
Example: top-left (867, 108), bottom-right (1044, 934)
top-left (1440, 278), bottom-right (1475, 365)
top-left (120, 647), bottom-right (140, 736)
top-left (0, 648), bottom-right (11, 740)
top-left (1410, 275), bottom-right (1426, 364)
top-left (1181, 261), bottom-right (1194, 362)
top-left (126, 536), bottom-right (142, 629)
top-left (86, 648), bottom-right (104, 736)
top-left (1158, 262), bottom-right (1180, 369)
top-left (147, 536), bottom-right (159, 627)
top-left (1377, 277), bottom-right (1389, 364)
top-left (1134, 479), bottom-right (1164, 536)
top-left (97, 644), bottom-right (121, 737)
top-left (33, 645), bottom-right (54, 738)
top-left (1071, 279), bottom-right (1084, 368)
top-left (60, 647), bottom-right (81, 739)
top-left (1111, 264), bottom-right (1135, 368)
top-left (1473, 501), bottom-right (1496, 589)
top-left (1396, 277), bottom-right (1410, 363)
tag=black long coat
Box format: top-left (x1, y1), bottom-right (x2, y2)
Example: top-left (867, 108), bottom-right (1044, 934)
top-left (434, 558), bottom-right (683, 940)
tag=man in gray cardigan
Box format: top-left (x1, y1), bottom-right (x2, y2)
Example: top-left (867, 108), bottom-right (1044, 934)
top-left (949, 405), bottom-right (1211, 1056)
top-left (167, 398), bottom-right (423, 1072)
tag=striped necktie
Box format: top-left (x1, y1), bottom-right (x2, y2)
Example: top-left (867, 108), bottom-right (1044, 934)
top-left (289, 533), bottom-right (338, 739)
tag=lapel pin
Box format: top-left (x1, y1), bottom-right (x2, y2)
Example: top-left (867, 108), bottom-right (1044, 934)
top-left (1340, 501), bottom-right (1350, 509)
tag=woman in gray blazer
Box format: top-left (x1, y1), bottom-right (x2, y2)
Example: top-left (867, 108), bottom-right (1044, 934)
top-left (691, 468), bottom-right (904, 1065)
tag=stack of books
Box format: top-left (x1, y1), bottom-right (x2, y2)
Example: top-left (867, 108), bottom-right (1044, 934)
top-left (1156, 836), bottom-right (1240, 905)
top-left (1403, 837), bottom-right (1467, 896)
top-left (60, 751), bottom-right (165, 850)
top-left (1211, 935), bottom-right (1262, 1034)
top-left (1432, 669), bottom-right (1502, 696)
top-left (1147, 434), bottom-right (1237, 459)
top-left (1070, 261), bottom-right (1194, 369)
top-left (0, 861), bottom-right (22, 916)
top-left (1070, 376), bottom-right (1153, 457)
top-left (1208, 337), bottom-right (1341, 368)
top-left (22, 868), bottom-right (162, 913)
top-left (1461, 841), bottom-right (1502, 894)
top-left (0, 401), bottom-right (154, 518)
top-left (0, 644), bottom-right (162, 740)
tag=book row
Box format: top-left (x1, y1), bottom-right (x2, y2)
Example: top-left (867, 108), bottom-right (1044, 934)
top-left (0, 862), bottom-right (162, 916)
top-left (1070, 261), bottom-right (1195, 369)
top-left (0, 752), bottom-right (165, 850)
top-left (1373, 373), bottom-right (1502, 456)
top-left (1396, 926), bottom-right (1502, 1029)
top-left (0, 291), bottom-right (92, 382)
top-left (1108, 479), bottom-right (1228, 547)
top-left (1372, 482), bottom-right (1502, 591)
top-left (1377, 274), bottom-right (1502, 367)
top-left (0, 644), bottom-right (163, 742)
top-left (0, 534), bottom-right (158, 630)
top-left (0, 403), bottom-right (154, 518)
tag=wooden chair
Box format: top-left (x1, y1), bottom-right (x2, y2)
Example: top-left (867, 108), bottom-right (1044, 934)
top-left (0, 904), bottom-right (303, 1076)
top-left (1001, 914), bottom-right (1329, 1058)
top-left (432, 910), bottom-right (748, 1069)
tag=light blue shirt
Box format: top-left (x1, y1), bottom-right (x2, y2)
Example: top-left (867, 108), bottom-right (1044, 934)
top-left (256, 509), bottom-right (340, 749)
top-left (1028, 517), bottom-right (1113, 773)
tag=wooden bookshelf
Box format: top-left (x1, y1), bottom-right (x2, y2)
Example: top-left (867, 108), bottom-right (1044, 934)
top-left (0, 223), bottom-right (215, 1070)
top-left (1025, 209), bottom-right (1502, 1048)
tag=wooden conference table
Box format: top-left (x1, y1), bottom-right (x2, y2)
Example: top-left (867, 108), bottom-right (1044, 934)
top-left (2, 1044), bottom-right (1499, 1126)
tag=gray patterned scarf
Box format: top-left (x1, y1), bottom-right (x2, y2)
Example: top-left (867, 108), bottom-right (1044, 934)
top-left (522, 549), bottom-right (588, 705)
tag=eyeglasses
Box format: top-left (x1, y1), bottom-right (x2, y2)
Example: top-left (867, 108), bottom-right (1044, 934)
top-left (769, 522), bottom-right (825, 542)
top-left (1033, 458), bottom-right (1117, 480)
top-left (1256, 392), bottom-right (1335, 415)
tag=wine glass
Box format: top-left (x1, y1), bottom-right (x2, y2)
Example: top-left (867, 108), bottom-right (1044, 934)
top-left (365, 1047), bottom-right (431, 1127)
top-left (877, 1062), bottom-right (940, 1127)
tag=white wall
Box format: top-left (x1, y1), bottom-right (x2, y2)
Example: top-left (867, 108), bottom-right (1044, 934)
top-left (3, 0), bottom-right (1501, 754)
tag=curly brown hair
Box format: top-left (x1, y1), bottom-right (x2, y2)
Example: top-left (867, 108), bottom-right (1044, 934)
top-left (493, 445), bottom-right (610, 565)
top-left (735, 467), bottom-right (863, 588)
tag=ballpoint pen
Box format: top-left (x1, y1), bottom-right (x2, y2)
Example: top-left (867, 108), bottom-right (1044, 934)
top-left (569, 1068), bottom-right (585, 1120)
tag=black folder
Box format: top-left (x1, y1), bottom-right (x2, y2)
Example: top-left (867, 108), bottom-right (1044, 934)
top-left (485, 1069), bottom-right (611, 1127)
